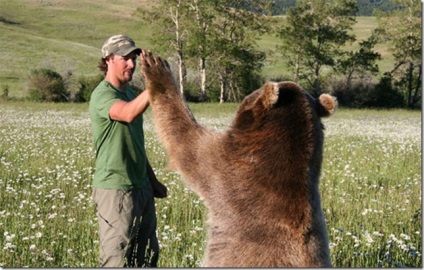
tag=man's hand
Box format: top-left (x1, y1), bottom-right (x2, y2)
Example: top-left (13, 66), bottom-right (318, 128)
top-left (147, 160), bottom-right (168, 199)
top-left (151, 178), bottom-right (168, 199)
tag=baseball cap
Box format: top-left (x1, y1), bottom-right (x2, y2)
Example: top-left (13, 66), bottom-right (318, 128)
top-left (101, 35), bottom-right (141, 58)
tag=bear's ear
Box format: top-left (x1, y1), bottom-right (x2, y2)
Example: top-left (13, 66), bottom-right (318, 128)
top-left (316, 94), bottom-right (337, 117)
top-left (259, 82), bottom-right (279, 109)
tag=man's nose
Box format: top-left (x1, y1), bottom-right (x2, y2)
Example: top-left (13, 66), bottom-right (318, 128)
top-left (128, 59), bottom-right (136, 68)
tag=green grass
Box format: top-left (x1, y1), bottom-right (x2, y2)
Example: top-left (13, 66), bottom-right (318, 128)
top-left (0, 0), bottom-right (393, 97)
top-left (0, 101), bottom-right (421, 267)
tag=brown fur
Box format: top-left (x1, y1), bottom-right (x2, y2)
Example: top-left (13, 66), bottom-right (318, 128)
top-left (141, 54), bottom-right (336, 267)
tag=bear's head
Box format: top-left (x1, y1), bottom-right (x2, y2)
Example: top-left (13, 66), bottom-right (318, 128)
top-left (229, 81), bottom-right (336, 180)
top-left (233, 81), bottom-right (335, 130)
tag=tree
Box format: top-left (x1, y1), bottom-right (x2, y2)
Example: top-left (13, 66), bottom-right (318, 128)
top-left (185, 0), bottom-right (216, 101)
top-left (277, 0), bottom-right (358, 95)
top-left (375, 0), bottom-right (421, 109)
top-left (209, 0), bottom-right (269, 103)
top-left (276, 3), bottom-right (312, 83)
top-left (137, 0), bottom-right (269, 102)
top-left (336, 34), bottom-right (381, 91)
top-left (136, 0), bottom-right (189, 94)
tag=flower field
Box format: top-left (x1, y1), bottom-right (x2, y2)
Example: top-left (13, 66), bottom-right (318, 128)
top-left (0, 101), bottom-right (421, 267)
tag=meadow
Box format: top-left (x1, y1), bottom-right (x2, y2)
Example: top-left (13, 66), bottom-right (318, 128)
top-left (0, 101), bottom-right (421, 268)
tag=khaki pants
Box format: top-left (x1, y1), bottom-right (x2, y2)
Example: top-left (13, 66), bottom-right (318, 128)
top-left (93, 186), bottom-right (159, 267)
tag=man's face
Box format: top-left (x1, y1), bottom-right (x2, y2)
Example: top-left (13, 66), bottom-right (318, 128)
top-left (106, 51), bottom-right (138, 84)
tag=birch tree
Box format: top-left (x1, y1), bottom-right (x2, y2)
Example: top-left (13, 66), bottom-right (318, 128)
top-left (375, 0), bottom-right (421, 108)
top-left (186, 0), bottom-right (215, 101)
top-left (209, 0), bottom-right (269, 103)
top-left (138, 0), bottom-right (269, 102)
top-left (136, 0), bottom-right (189, 94)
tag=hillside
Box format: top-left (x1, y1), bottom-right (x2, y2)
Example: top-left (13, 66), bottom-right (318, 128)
top-left (0, 0), bottom-right (153, 97)
top-left (0, 0), bottom-right (392, 98)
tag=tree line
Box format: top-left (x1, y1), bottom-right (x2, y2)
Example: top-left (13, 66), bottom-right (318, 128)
top-left (270, 0), bottom-right (402, 16)
top-left (17, 0), bottom-right (421, 109)
top-left (134, 0), bottom-right (420, 108)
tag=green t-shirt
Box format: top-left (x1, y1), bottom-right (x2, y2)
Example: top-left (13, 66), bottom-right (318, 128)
top-left (89, 80), bottom-right (148, 190)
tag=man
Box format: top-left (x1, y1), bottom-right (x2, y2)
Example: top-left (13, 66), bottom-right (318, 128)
top-left (89, 34), bottom-right (167, 267)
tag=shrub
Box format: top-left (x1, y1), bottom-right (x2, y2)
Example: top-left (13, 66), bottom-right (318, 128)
top-left (328, 76), bottom-right (376, 108)
top-left (74, 74), bottom-right (104, 102)
top-left (2, 85), bottom-right (9, 100)
top-left (27, 68), bottom-right (69, 102)
top-left (372, 73), bottom-right (404, 108)
top-left (183, 79), bottom-right (209, 102)
top-left (327, 75), bottom-right (404, 108)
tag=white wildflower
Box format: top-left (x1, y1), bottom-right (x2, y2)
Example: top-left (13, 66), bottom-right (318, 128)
top-left (400, 233), bottom-right (411, 241)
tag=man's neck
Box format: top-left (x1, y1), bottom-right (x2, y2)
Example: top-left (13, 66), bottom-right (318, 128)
top-left (105, 76), bottom-right (127, 91)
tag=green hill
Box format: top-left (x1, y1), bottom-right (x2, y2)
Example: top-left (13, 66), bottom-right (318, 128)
top-left (0, 0), bottom-right (392, 98)
top-left (0, 0), bottom-right (153, 97)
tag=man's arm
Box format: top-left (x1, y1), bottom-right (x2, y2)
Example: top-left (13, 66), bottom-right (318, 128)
top-left (109, 90), bottom-right (150, 123)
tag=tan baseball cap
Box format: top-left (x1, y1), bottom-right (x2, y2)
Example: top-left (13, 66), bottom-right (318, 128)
top-left (101, 35), bottom-right (141, 58)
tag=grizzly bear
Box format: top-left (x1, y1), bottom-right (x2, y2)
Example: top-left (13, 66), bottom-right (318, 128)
top-left (140, 52), bottom-right (335, 267)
